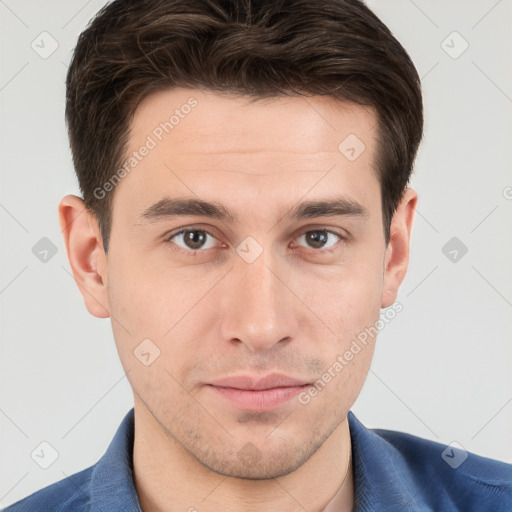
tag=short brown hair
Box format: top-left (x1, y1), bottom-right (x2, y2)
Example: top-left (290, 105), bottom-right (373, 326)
top-left (66, 0), bottom-right (423, 251)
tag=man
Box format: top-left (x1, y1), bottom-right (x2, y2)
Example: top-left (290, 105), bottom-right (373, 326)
top-left (4, 0), bottom-right (511, 511)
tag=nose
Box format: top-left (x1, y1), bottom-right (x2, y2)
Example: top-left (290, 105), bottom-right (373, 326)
top-left (219, 247), bottom-right (297, 353)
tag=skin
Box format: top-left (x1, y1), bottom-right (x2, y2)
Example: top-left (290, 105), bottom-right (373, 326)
top-left (59, 88), bottom-right (417, 512)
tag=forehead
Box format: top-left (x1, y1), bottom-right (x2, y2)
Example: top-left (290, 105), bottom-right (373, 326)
top-left (130, 88), bottom-right (378, 159)
top-left (111, 88), bottom-right (381, 229)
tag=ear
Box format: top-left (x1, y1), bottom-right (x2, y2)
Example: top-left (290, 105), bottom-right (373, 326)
top-left (58, 194), bottom-right (110, 318)
top-left (381, 188), bottom-right (417, 308)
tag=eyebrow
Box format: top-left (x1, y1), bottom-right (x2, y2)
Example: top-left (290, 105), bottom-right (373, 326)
top-left (138, 196), bottom-right (368, 224)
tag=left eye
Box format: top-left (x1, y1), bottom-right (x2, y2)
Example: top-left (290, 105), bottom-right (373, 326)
top-left (294, 230), bottom-right (342, 250)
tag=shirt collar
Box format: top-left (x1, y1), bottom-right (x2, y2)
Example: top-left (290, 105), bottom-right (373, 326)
top-left (347, 410), bottom-right (426, 510)
top-left (90, 408), bottom-right (142, 512)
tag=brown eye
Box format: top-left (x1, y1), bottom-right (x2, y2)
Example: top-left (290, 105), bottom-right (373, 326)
top-left (295, 230), bottom-right (343, 250)
top-left (167, 229), bottom-right (218, 252)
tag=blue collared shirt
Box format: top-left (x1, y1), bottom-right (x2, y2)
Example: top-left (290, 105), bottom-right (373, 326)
top-left (4, 408), bottom-right (512, 511)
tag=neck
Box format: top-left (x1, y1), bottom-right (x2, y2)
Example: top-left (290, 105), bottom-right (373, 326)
top-left (132, 400), bottom-right (354, 512)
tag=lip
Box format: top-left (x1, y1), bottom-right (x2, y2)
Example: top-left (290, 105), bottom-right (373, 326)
top-left (206, 373), bottom-right (311, 412)
top-left (209, 373), bottom-right (311, 390)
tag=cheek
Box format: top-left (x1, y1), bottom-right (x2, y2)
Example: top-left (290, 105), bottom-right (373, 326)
top-left (297, 247), bottom-right (383, 390)
top-left (105, 255), bottom-right (171, 363)
top-left (324, 281), bottom-right (381, 378)
top-left (106, 253), bottom-right (214, 381)
top-left (301, 278), bottom-right (380, 412)
top-left (107, 251), bottom-right (181, 328)
top-left (303, 253), bottom-right (384, 333)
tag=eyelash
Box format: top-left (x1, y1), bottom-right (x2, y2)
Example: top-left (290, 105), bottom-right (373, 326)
top-left (164, 227), bottom-right (347, 257)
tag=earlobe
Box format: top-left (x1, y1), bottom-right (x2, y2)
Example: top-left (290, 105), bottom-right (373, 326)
top-left (58, 195), bottom-right (110, 318)
top-left (381, 188), bottom-right (417, 308)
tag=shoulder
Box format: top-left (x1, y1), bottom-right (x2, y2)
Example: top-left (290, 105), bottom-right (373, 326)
top-left (347, 411), bottom-right (512, 511)
top-left (2, 466), bottom-right (94, 512)
top-left (373, 424), bottom-right (512, 511)
top-left (3, 408), bottom-right (140, 512)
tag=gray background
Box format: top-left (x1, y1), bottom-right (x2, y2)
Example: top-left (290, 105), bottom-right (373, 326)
top-left (1, 0), bottom-right (511, 507)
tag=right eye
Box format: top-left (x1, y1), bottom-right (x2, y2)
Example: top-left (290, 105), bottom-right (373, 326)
top-left (165, 228), bottom-right (220, 255)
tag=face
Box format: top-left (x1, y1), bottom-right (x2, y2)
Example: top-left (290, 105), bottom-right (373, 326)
top-left (70, 88), bottom-right (407, 479)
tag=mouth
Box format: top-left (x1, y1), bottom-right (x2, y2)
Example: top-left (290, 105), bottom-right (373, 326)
top-left (205, 373), bottom-right (312, 412)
